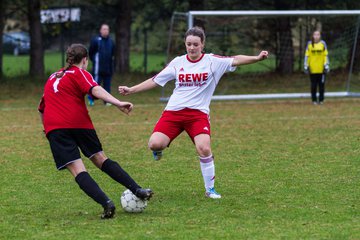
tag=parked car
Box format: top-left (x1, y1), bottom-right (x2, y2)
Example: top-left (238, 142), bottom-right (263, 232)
top-left (2, 32), bottom-right (30, 56)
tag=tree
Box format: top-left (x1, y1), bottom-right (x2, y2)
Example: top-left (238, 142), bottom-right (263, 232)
top-left (28, 0), bottom-right (44, 78)
top-left (115, 0), bottom-right (131, 73)
top-left (0, 0), bottom-right (5, 80)
top-left (276, 17), bottom-right (294, 74)
top-left (273, 0), bottom-right (295, 74)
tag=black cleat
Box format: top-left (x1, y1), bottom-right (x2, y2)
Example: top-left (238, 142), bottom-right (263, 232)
top-left (135, 188), bottom-right (153, 201)
top-left (101, 200), bottom-right (116, 219)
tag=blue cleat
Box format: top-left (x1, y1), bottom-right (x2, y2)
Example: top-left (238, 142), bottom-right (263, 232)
top-left (152, 151), bottom-right (163, 161)
top-left (88, 99), bottom-right (94, 106)
top-left (205, 187), bottom-right (221, 199)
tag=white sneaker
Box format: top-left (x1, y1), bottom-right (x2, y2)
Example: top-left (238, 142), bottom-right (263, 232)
top-left (105, 103), bottom-right (112, 107)
top-left (205, 187), bottom-right (221, 199)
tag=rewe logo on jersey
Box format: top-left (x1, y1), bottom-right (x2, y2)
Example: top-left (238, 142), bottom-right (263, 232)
top-left (178, 72), bottom-right (209, 87)
top-left (178, 73), bottom-right (208, 82)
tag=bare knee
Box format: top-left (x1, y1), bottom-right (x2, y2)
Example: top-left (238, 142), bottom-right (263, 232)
top-left (148, 139), bottom-right (167, 151)
top-left (148, 132), bottom-right (170, 151)
top-left (67, 159), bottom-right (87, 177)
top-left (194, 134), bottom-right (212, 157)
top-left (90, 151), bottom-right (108, 169)
top-left (196, 144), bottom-right (212, 157)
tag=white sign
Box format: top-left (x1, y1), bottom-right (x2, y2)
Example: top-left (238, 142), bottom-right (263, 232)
top-left (41, 8), bottom-right (81, 23)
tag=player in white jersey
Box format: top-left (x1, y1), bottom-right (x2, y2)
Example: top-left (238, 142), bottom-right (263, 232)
top-left (119, 27), bottom-right (268, 199)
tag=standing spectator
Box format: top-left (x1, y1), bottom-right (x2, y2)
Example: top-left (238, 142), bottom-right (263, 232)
top-left (304, 30), bottom-right (330, 105)
top-left (88, 23), bottom-right (115, 106)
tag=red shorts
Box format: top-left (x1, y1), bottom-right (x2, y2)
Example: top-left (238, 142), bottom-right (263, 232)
top-left (153, 108), bottom-right (211, 142)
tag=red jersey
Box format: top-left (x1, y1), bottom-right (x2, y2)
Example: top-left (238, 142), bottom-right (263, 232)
top-left (38, 66), bottom-right (98, 134)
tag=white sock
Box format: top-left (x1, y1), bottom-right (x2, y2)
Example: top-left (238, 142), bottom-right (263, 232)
top-left (199, 155), bottom-right (215, 190)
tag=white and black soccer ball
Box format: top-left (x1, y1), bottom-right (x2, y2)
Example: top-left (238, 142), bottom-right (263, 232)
top-left (120, 189), bottom-right (148, 213)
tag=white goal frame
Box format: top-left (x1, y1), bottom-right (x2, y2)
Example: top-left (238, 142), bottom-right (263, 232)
top-left (162, 10), bottom-right (360, 101)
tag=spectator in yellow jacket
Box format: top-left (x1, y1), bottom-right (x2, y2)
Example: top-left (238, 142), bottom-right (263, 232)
top-left (304, 30), bottom-right (330, 105)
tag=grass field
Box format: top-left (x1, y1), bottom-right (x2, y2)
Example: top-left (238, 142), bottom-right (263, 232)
top-left (2, 52), bottom-right (166, 77)
top-left (0, 76), bottom-right (359, 239)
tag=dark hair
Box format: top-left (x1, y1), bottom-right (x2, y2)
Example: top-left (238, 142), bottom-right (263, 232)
top-left (311, 30), bottom-right (321, 47)
top-left (184, 26), bottom-right (206, 43)
top-left (56, 44), bottom-right (88, 78)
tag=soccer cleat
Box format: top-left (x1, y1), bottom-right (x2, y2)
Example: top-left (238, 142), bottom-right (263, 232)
top-left (88, 99), bottom-right (94, 106)
top-left (152, 151), bottom-right (163, 161)
top-left (312, 101), bottom-right (318, 105)
top-left (101, 200), bottom-right (115, 219)
top-left (205, 187), bottom-right (222, 199)
top-left (135, 188), bottom-right (153, 201)
top-left (105, 103), bottom-right (112, 107)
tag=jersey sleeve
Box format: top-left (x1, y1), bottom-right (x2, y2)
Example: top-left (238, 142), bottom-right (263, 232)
top-left (77, 69), bottom-right (98, 95)
top-left (152, 58), bottom-right (177, 87)
top-left (209, 54), bottom-right (236, 81)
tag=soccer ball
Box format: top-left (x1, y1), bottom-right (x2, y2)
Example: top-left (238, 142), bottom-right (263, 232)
top-left (120, 189), bottom-right (148, 213)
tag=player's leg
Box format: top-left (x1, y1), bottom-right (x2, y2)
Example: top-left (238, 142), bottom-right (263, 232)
top-left (319, 74), bottom-right (326, 104)
top-left (310, 74), bottom-right (317, 104)
top-left (184, 110), bottom-right (221, 199)
top-left (194, 134), bottom-right (221, 199)
top-left (66, 159), bottom-right (115, 219)
top-left (90, 151), bottom-right (153, 200)
top-left (148, 132), bottom-right (171, 160)
top-left (47, 129), bottom-right (114, 218)
top-left (74, 129), bottom-right (152, 200)
top-left (148, 111), bottom-right (182, 160)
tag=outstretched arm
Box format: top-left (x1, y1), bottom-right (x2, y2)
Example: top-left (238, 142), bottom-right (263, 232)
top-left (118, 78), bottom-right (159, 96)
top-left (91, 86), bottom-right (133, 115)
top-left (231, 51), bottom-right (268, 67)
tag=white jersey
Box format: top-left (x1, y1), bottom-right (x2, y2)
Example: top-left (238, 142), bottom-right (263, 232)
top-left (153, 53), bottom-right (236, 114)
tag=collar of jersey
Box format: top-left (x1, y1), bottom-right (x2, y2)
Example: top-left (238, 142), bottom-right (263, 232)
top-left (186, 53), bottom-right (205, 63)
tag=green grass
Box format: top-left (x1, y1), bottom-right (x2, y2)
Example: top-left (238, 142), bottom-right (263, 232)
top-left (2, 52), bottom-right (166, 77)
top-left (0, 77), bottom-right (359, 239)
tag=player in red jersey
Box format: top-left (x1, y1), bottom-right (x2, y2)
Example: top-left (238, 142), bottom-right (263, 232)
top-left (119, 27), bottom-right (268, 199)
top-left (38, 44), bottom-right (152, 219)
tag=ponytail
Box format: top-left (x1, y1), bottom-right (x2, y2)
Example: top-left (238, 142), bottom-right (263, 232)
top-left (55, 43), bottom-right (89, 78)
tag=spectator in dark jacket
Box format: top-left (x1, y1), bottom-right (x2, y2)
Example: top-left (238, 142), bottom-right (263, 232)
top-left (88, 24), bottom-right (115, 106)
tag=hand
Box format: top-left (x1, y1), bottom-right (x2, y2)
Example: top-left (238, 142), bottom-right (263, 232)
top-left (304, 66), bottom-right (309, 74)
top-left (324, 64), bottom-right (330, 74)
top-left (117, 101), bottom-right (133, 115)
top-left (118, 86), bottom-right (132, 96)
top-left (257, 51), bottom-right (269, 61)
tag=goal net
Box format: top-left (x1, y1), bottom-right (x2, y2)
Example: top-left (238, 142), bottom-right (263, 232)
top-left (162, 10), bottom-right (360, 101)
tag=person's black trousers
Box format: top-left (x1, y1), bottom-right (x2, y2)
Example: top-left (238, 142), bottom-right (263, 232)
top-left (310, 73), bottom-right (325, 103)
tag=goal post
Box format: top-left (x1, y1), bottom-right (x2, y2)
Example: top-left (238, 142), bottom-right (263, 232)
top-left (162, 10), bottom-right (360, 101)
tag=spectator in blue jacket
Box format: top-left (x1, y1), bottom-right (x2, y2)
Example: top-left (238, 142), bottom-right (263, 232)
top-left (88, 24), bottom-right (115, 106)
